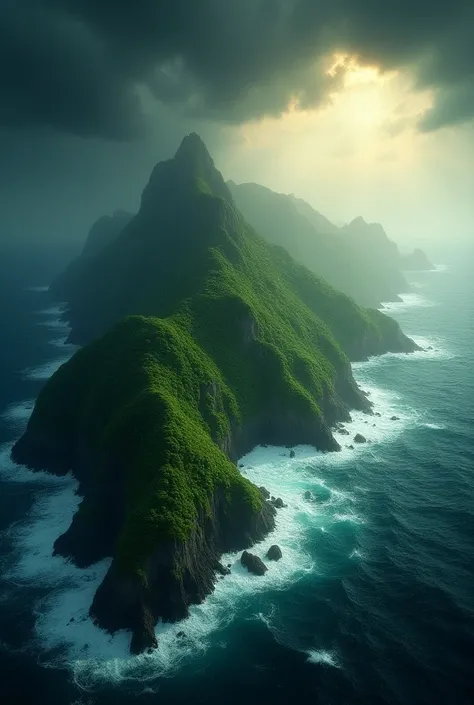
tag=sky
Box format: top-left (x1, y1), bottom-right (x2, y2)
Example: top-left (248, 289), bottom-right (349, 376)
top-left (1, 0), bottom-right (473, 255)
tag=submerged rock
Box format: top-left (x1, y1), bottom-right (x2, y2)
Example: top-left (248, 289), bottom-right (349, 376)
top-left (266, 545), bottom-right (282, 561)
top-left (339, 428), bottom-right (349, 435)
top-left (289, 449), bottom-right (295, 458)
top-left (304, 490), bottom-right (313, 501)
top-left (354, 434), bottom-right (367, 443)
top-left (241, 551), bottom-right (268, 576)
top-left (270, 497), bottom-right (287, 508)
top-left (390, 415), bottom-right (400, 421)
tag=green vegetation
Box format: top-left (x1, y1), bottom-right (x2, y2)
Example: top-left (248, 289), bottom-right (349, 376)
top-left (20, 134), bottom-right (415, 580)
top-left (29, 314), bottom-right (261, 574)
top-left (229, 181), bottom-right (408, 307)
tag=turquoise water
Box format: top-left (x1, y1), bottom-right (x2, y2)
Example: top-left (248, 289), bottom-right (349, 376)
top-left (0, 249), bottom-right (473, 705)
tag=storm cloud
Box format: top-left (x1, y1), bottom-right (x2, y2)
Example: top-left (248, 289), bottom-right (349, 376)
top-left (1, 0), bottom-right (473, 139)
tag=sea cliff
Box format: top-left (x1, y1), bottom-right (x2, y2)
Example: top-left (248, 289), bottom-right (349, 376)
top-left (12, 134), bottom-right (419, 653)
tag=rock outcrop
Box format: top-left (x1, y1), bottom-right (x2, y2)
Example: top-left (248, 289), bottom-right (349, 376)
top-left (241, 551), bottom-right (268, 575)
top-left (266, 545), bottom-right (282, 561)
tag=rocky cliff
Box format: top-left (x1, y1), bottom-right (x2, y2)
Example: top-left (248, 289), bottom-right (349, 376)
top-left (12, 133), bottom-right (420, 653)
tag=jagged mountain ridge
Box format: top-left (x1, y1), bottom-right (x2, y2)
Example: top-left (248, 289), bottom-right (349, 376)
top-left (229, 181), bottom-right (412, 307)
top-left (12, 133), bottom-right (419, 654)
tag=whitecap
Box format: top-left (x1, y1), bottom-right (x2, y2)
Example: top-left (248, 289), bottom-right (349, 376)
top-left (379, 292), bottom-right (435, 313)
top-left (2, 442), bottom-right (361, 689)
top-left (36, 305), bottom-right (65, 317)
top-left (349, 549), bottom-right (363, 559)
top-left (331, 382), bottom-right (415, 452)
top-left (36, 318), bottom-right (69, 331)
top-left (26, 285), bottom-right (49, 293)
top-left (0, 399), bottom-right (35, 429)
top-left (333, 513), bottom-right (365, 525)
top-left (22, 355), bottom-right (73, 381)
top-left (49, 336), bottom-right (75, 350)
top-left (307, 649), bottom-right (341, 668)
top-left (0, 443), bottom-right (71, 487)
top-left (352, 336), bottom-right (455, 366)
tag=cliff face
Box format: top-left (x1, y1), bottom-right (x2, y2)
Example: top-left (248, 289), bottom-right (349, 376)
top-left (12, 133), bottom-right (419, 653)
top-left (52, 210), bottom-right (134, 309)
top-left (90, 487), bottom-right (275, 654)
top-left (81, 210), bottom-right (134, 258)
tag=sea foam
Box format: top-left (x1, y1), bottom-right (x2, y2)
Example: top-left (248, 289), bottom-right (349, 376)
top-left (0, 284), bottom-right (436, 690)
top-left (0, 399), bottom-right (35, 429)
top-left (380, 292), bottom-right (435, 314)
top-left (2, 440), bottom-right (368, 688)
top-left (22, 355), bottom-right (74, 381)
top-left (307, 649), bottom-right (341, 667)
top-left (1, 340), bottom-right (416, 689)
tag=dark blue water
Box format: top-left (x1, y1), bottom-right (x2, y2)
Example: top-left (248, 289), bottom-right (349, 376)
top-left (1, 245), bottom-right (473, 705)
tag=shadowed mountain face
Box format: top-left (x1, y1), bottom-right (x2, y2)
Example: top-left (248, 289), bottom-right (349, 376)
top-left (229, 181), bottom-right (409, 307)
top-left (288, 193), bottom-right (339, 235)
top-left (12, 133), bottom-right (418, 654)
top-left (81, 211), bottom-right (134, 258)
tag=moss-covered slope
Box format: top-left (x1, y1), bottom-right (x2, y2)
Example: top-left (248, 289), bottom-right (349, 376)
top-left (12, 133), bottom-right (418, 653)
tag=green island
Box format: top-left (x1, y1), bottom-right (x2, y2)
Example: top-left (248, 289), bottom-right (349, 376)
top-left (12, 134), bottom-right (419, 654)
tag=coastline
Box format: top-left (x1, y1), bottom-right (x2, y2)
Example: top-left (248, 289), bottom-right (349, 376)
top-left (0, 273), bottom-right (445, 680)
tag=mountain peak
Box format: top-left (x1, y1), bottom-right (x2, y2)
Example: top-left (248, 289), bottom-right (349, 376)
top-left (350, 216), bottom-right (367, 226)
top-left (174, 132), bottom-right (219, 175)
top-left (140, 133), bottom-right (232, 213)
top-left (174, 132), bottom-right (215, 170)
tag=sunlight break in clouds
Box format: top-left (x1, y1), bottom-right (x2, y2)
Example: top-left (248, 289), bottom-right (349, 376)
top-left (217, 54), bottom-right (473, 251)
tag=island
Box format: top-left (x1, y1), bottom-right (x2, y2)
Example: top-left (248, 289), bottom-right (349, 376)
top-left (229, 182), bottom-right (433, 307)
top-left (11, 133), bottom-right (420, 654)
top-left (401, 248), bottom-right (435, 271)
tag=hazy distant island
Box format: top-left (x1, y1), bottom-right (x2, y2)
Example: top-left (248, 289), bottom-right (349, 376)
top-left (400, 248), bottom-right (435, 271)
top-left (229, 182), bottom-right (434, 307)
top-left (11, 134), bottom-right (420, 654)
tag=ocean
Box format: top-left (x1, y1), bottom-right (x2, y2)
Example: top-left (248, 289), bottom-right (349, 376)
top-left (0, 244), bottom-right (473, 705)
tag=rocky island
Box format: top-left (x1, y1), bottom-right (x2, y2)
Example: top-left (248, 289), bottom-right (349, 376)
top-left (11, 134), bottom-right (419, 654)
top-left (401, 247), bottom-right (435, 271)
top-left (229, 182), bottom-right (433, 308)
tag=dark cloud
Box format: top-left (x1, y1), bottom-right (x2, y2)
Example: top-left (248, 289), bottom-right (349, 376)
top-left (1, 0), bottom-right (473, 139)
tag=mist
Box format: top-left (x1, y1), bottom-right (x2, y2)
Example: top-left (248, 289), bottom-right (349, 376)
top-left (1, 1), bottom-right (473, 267)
